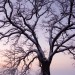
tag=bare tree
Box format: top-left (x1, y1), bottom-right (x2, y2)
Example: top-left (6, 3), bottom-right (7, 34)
top-left (0, 0), bottom-right (75, 75)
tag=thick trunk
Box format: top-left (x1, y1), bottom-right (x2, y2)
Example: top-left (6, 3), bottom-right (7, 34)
top-left (41, 61), bottom-right (51, 75)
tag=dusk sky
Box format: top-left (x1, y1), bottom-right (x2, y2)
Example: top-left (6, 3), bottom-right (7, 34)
top-left (0, 0), bottom-right (75, 75)
top-left (0, 42), bottom-right (75, 75)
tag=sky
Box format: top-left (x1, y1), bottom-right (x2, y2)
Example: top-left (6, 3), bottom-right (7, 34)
top-left (20, 52), bottom-right (75, 75)
top-left (51, 53), bottom-right (75, 75)
top-left (0, 43), bottom-right (75, 75)
top-left (28, 53), bottom-right (75, 75)
top-left (0, 0), bottom-right (75, 75)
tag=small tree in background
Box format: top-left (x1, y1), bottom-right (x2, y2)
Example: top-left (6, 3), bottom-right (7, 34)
top-left (0, 0), bottom-right (75, 75)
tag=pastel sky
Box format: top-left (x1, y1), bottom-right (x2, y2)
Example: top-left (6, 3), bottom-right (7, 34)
top-left (0, 0), bottom-right (75, 75)
top-left (0, 43), bottom-right (75, 75)
top-left (29, 53), bottom-right (75, 75)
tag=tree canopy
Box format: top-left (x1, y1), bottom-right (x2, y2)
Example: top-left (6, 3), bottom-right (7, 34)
top-left (0, 0), bottom-right (75, 75)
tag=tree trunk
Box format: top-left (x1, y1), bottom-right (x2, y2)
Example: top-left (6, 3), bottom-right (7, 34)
top-left (41, 60), bottom-right (51, 75)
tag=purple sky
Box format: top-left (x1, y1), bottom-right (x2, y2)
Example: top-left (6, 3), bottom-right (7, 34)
top-left (0, 0), bottom-right (75, 75)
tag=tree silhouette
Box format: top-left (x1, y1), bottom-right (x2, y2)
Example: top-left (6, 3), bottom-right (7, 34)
top-left (0, 0), bottom-right (75, 75)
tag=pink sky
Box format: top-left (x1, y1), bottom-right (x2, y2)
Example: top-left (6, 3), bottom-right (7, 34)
top-left (0, 1), bottom-right (75, 75)
top-left (0, 41), bottom-right (75, 75)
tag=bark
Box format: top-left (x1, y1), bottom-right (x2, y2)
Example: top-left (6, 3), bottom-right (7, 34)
top-left (41, 60), bottom-right (51, 75)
